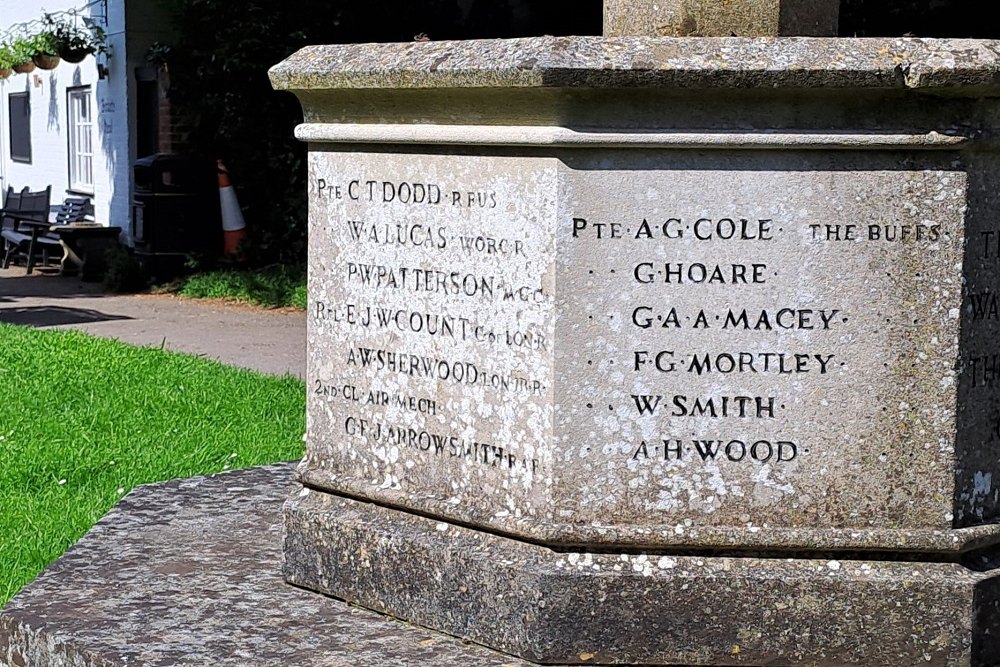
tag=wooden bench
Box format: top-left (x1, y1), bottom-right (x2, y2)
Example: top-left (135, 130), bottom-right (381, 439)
top-left (1, 186), bottom-right (55, 274)
top-left (2, 191), bottom-right (97, 274)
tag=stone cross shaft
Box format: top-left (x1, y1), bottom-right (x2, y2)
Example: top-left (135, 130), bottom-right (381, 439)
top-left (604, 0), bottom-right (840, 36)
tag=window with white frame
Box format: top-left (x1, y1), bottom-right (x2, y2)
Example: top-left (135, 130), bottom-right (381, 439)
top-left (67, 87), bottom-right (94, 192)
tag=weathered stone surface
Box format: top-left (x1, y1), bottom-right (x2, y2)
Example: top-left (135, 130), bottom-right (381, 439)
top-left (274, 34), bottom-right (1000, 665)
top-left (603, 0), bottom-right (840, 37)
top-left (300, 133), bottom-right (1000, 552)
top-left (0, 465), bottom-right (530, 667)
top-left (269, 37), bottom-right (1000, 93)
top-left (285, 491), bottom-right (1000, 666)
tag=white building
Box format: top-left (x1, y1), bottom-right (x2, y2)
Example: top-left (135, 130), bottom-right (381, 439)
top-left (0, 0), bottom-right (171, 242)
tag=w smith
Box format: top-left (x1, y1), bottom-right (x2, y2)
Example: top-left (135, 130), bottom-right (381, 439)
top-left (633, 393), bottom-right (775, 418)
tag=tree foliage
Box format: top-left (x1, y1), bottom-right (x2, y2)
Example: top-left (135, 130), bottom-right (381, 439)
top-left (156, 0), bottom-right (601, 264)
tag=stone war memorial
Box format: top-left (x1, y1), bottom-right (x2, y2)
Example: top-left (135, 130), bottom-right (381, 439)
top-left (5, 0), bottom-right (1000, 665)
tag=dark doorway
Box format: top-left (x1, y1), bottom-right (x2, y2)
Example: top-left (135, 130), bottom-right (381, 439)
top-left (135, 76), bottom-right (159, 159)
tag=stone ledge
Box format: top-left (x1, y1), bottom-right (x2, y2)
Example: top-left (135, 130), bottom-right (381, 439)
top-left (269, 36), bottom-right (1000, 92)
top-left (0, 465), bottom-right (529, 667)
top-left (285, 487), bottom-right (1000, 666)
top-left (294, 125), bottom-right (973, 150)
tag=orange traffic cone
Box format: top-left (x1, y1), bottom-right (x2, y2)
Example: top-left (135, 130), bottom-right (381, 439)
top-left (218, 160), bottom-right (247, 258)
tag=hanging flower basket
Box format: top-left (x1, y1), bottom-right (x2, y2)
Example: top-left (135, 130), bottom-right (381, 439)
top-left (9, 35), bottom-right (44, 73)
top-left (0, 44), bottom-right (14, 77)
top-left (59, 46), bottom-right (92, 64)
top-left (48, 14), bottom-right (107, 66)
top-left (32, 53), bottom-right (61, 69)
top-left (2, 15), bottom-right (106, 75)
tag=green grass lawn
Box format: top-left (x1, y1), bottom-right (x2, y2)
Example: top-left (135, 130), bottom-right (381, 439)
top-left (0, 324), bottom-right (305, 605)
top-left (159, 264), bottom-right (307, 310)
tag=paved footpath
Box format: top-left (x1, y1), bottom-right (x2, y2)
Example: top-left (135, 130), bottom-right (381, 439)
top-left (0, 268), bottom-right (305, 378)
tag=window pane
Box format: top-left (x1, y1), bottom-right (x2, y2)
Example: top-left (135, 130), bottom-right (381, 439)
top-left (67, 88), bottom-right (93, 190)
top-left (9, 93), bottom-right (31, 163)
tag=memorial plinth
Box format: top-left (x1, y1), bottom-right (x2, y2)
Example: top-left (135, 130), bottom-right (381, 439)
top-left (271, 37), bottom-right (1000, 665)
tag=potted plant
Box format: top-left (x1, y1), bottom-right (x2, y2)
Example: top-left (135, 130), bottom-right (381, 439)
top-left (0, 43), bottom-right (14, 79)
top-left (30, 31), bottom-right (61, 70)
top-left (45, 14), bottom-right (108, 64)
top-left (8, 38), bottom-right (37, 73)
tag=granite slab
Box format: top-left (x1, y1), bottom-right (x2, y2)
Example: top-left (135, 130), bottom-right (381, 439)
top-left (269, 36), bottom-right (1000, 93)
top-left (285, 487), bottom-right (1000, 666)
top-left (0, 465), bottom-right (530, 667)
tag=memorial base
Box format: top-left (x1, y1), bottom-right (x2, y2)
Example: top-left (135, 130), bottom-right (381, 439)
top-left (0, 466), bottom-right (530, 667)
top-left (285, 488), bottom-right (1000, 667)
